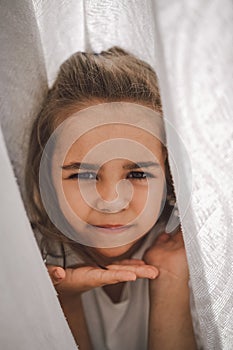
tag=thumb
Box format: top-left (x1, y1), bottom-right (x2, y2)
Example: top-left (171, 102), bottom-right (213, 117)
top-left (47, 265), bottom-right (66, 286)
top-left (156, 232), bottom-right (171, 244)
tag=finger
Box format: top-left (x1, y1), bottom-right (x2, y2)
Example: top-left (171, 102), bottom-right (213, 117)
top-left (47, 265), bottom-right (66, 286)
top-left (92, 268), bottom-right (137, 286)
top-left (107, 264), bottom-right (159, 279)
top-left (156, 233), bottom-right (171, 244)
top-left (175, 229), bottom-right (183, 237)
top-left (172, 229), bottom-right (184, 242)
top-left (50, 265), bottom-right (139, 294)
top-left (112, 259), bottom-right (146, 266)
top-left (65, 266), bottom-right (137, 291)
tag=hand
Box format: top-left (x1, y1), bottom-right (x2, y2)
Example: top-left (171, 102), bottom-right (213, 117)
top-left (143, 230), bottom-right (189, 283)
top-left (47, 259), bottom-right (159, 299)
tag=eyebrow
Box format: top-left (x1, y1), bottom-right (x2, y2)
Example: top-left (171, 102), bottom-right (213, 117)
top-left (61, 161), bottom-right (159, 170)
top-left (123, 161), bottom-right (159, 169)
top-left (61, 162), bottom-right (99, 170)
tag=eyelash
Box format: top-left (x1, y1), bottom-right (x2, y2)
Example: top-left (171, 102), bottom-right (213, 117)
top-left (127, 171), bottom-right (155, 180)
top-left (67, 171), bottom-right (156, 181)
top-left (68, 172), bottom-right (96, 180)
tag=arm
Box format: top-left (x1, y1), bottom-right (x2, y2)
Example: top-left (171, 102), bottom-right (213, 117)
top-left (47, 262), bottom-right (158, 349)
top-left (148, 272), bottom-right (196, 350)
top-left (58, 292), bottom-right (92, 350)
top-left (144, 231), bottom-right (197, 350)
top-left (49, 266), bottom-right (93, 349)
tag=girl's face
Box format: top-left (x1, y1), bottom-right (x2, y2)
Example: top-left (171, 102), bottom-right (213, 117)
top-left (51, 103), bottom-right (166, 258)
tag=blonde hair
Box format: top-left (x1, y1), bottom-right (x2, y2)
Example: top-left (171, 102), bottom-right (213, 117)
top-left (26, 46), bottom-right (174, 264)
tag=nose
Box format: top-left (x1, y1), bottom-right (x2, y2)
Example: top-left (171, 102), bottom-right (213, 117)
top-left (97, 179), bottom-right (118, 202)
top-left (95, 179), bottom-right (133, 213)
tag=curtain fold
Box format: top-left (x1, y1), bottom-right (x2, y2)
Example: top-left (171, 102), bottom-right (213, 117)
top-left (153, 1), bottom-right (233, 348)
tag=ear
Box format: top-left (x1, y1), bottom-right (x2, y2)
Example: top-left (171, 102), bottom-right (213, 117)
top-left (162, 145), bottom-right (167, 162)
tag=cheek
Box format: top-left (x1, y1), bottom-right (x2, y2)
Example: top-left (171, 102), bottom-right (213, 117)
top-left (147, 180), bottom-right (165, 217)
top-left (130, 185), bottom-right (148, 214)
top-left (132, 178), bottom-right (165, 222)
top-left (59, 181), bottom-right (91, 221)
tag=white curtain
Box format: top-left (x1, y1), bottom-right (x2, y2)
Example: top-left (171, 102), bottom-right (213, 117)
top-left (152, 1), bottom-right (233, 349)
top-left (0, 0), bottom-right (232, 349)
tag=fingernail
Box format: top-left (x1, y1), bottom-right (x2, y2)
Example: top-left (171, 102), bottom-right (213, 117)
top-left (149, 269), bottom-right (159, 279)
top-left (127, 273), bottom-right (137, 281)
top-left (54, 270), bottom-right (62, 279)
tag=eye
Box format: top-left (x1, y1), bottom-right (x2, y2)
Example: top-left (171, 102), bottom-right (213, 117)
top-left (67, 172), bottom-right (98, 180)
top-left (127, 171), bottom-right (156, 180)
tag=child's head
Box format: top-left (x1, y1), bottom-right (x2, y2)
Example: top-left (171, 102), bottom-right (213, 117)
top-left (26, 47), bottom-right (175, 261)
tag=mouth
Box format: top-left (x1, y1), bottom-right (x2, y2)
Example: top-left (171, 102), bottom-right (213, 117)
top-left (89, 224), bottom-right (133, 233)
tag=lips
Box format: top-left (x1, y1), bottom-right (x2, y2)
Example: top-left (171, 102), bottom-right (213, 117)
top-left (96, 224), bottom-right (125, 228)
top-left (90, 223), bottom-right (132, 233)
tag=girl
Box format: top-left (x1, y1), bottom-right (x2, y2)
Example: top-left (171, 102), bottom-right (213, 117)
top-left (26, 47), bottom-right (197, 350)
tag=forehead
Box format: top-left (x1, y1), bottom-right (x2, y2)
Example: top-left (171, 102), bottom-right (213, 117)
top-left (54, 102), bottom-right (165, 163)
top-left (68, 123), bottom-right (162, 157)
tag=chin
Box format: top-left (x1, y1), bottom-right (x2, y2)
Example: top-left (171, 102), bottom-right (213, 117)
top-left (90, 236), bottom-right (145, 263)
top-left (95, 239), bottom-right (140, 261)
top-left (95, 243), bottom-right (134, 259)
